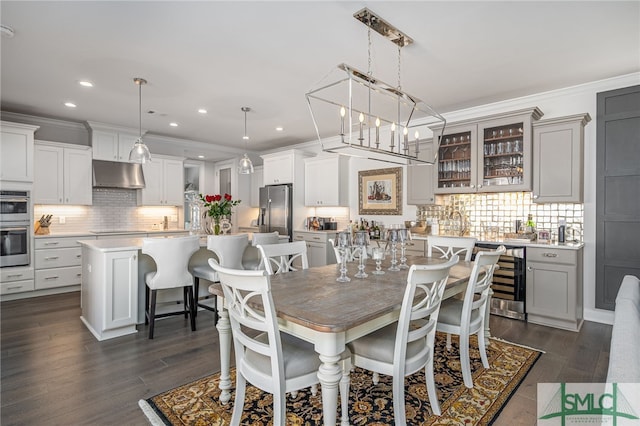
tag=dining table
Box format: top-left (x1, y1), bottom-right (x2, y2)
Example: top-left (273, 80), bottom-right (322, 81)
top-left (208, 255), bottom-right (477, 426)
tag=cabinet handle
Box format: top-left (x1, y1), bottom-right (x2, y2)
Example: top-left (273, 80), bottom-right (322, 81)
top-left (59, 198), bottom-right (62, 202)
top-left (478, 184), bottom-right (483, 188)
top-left (76, 273), bottom-right (82, 277)
top-left (44, 242), bottom-right (60, 246)
top-left (312, 237), bottom-right (321, 240)
top-left (470, 184), bottom-right (475, 188)
top-left (7, 286), bottom-right (22, 290)
top-left (542, 252), bottom-right (558, 257)
top-left (533, 194), bottom-right (539, 199)
top-left (45, 256), bottom-right (59, 260)
top-left (44, 276), bottom-right (59, 280)
top-left (527, 266), bottom-right (533, 272)
top-left (76, 254), bottom-right (82, 258)
top-left (6, 273), bottom-right (23, 278)
top-left (133, 254), bottom-right (137, 260)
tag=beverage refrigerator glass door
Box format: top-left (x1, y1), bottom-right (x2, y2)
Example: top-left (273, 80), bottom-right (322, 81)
top-left (0, 221), bottom-right (30, 267)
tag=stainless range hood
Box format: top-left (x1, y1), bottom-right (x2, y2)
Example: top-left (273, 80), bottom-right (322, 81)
top-left (92, 160), bottom-right (146, 189)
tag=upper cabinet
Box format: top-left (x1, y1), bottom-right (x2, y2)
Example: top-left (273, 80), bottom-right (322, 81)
top-left (250, 165), bottom-right (263, 207)
top-left (431, 107), bottom-right (543, 194)
top-left (137, 155), bottom-right (184, 206)
top-left (34, 141), bottom-right (92, 205)
top-left (86, 122), bottom-right (141, 163)
top-left (0, 121), bottom-right (39, 184)
top-left (262, 149), bottom-right (310, 185)
top-left (532, 113), bottom-right (591, 203)
top-left (407, 139), bottom-right (436, 205)
top-left (304, 155), bottom-right (349, 207)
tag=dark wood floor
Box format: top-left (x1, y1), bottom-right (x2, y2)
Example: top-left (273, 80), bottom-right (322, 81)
top-left (1, 292), bottom-right (612, 425)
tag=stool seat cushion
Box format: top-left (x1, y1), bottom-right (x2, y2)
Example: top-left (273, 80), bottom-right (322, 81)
top-left (191, 264), bottom-right (218, 282)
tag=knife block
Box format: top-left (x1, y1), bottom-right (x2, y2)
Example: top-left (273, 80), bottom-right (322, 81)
top-left (34, 224), bottom-right (50, 235)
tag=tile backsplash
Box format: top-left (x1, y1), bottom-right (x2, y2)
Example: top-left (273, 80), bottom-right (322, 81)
top-left (417, 192), bottom-right (583, 241)
top-left (34, 188), bottom-right (180, 233)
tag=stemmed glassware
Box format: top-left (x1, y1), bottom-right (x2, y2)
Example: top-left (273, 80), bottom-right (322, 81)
top-left (336, 232), bottom-right (351, 282)
top-left (397, 228), bottom-right (410, 269)
top-left (386, 228), bottom-right (400, 271)
top-left (353, 230), bottom-right (369, 278)
top-left (371, 247), bottom-right (385, 275)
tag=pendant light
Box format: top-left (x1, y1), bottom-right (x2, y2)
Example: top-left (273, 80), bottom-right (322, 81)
top-left (129, 77), bottom-right (152, 163)
top-left (238, 106), bottom-right (254, 174)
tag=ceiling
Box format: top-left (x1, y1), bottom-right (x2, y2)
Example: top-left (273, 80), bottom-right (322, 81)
top-left (1, 1), bottom-right (639, 160)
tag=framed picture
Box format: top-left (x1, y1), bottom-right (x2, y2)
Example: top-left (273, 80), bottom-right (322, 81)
top-left (537, 229), bottom-right (551, 244)
top-left (358, 167), bottom-right (402, 215)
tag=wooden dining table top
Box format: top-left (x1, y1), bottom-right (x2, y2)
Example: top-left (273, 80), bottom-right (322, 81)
top-left (209, 256), bottom-right (474, 334)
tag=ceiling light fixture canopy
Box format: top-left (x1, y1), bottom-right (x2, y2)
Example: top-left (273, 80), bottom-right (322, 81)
top-left (305, 7), bottom-right (446, 165)
top-left (129, 77), bottom-right (152, 164)
top-left (238, 106), bottom-right (254, 174)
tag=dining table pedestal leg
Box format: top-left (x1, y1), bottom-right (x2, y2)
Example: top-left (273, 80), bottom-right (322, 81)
top-left (317, 353), bottom-right (343, 426)
top-left (216, 306), bottom-right (232, 405)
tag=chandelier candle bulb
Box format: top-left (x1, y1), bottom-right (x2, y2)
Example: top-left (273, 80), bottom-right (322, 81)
top-left (375, 117), bottom-right (381, 148)
top-left (403, 127), bottom-right (409, 153)
top-left (358, 112), bottom-right (365, 144)
top-left (340, 106), bottom-right (346, 136)
top-left (415, 130), bottom-right (420, 155)
top-left (390, 122), bottom-right (396, 150)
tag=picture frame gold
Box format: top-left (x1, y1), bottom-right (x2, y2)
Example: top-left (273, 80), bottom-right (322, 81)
top-left (358, 167), bottom-right (402, 215)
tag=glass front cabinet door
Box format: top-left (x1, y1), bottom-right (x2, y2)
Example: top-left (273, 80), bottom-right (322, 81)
top-left (432, 107), bottom-right (543, 194)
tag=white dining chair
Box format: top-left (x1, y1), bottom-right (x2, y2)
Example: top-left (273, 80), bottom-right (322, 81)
top-left (347, 255), bottom-right (460, 421)
top-left (191, 234), bottom-right (249, 324)
top-left (208, 260), bottom-right (351, 426)
top-left (142, 235), bottom-right (200, 339)
top-left (436, 245), bottom-right (505, 388)
top-left (427, 235), bottom-right (477, 261)
top-left (257, 241), bottom-right (308, 274)
top-left (328, 238), bottom-right (341, 264)
top-left (242, 231), bottom-right (280, 270)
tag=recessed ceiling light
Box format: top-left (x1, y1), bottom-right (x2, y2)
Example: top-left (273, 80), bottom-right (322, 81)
top-left (79, 80), bottom-right (93, 87)
top-left (169, 122), bottom-right (178, 127)
top-left (198, 109), bottom-right (207, 114)
top-left (197, 155), bottom-right (205, 159)
top-left (275, 126), bottom-right (284, 132)
top-left (64, 102), bottom-right (77, 108)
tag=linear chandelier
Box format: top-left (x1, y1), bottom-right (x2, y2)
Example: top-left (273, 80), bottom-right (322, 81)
top-left (305, 8), bottom-right (446, 165)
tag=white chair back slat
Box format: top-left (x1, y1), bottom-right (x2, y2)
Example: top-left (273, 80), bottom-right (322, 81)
top-left (257, 241), bottom-right (309, 275)
top-left (427, 236), bottom-right (477, 261)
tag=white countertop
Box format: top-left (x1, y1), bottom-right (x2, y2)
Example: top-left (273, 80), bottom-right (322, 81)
top-left (35, 229), bottom-right (189, 238)
top-left (409, 234), bottom-right (584, 250)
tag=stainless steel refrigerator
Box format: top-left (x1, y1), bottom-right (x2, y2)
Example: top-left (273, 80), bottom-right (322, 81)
top-left (257, 184), bottom-right (293, 241)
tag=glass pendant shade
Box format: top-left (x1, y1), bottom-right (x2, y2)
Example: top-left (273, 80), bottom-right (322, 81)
top-left (129, 137), bottom-right (151, 163)
top-left (238, 153), bottom-right (254, 175)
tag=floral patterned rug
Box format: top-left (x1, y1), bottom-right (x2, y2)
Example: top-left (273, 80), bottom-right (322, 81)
top-left (140, 334), bottom-right (540, 425)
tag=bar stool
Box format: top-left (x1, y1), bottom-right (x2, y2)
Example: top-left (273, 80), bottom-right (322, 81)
top-left (191, 234), bottom-right (249, 324)
top-left (242, 231), bottom-right (280, 270)
top-left (142, 236), bottom-right (200, 339)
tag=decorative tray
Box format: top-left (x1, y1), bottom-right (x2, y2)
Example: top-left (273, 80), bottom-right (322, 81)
top-left (503, 232), bottom-right (536, 241)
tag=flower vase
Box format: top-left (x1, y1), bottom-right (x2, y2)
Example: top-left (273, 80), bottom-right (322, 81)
top-left (220, 217), bottom-right (232, 234)
top-left (213, 217), bottom-right (221, 235)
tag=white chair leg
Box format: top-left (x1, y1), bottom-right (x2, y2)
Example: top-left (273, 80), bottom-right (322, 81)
top-left (478, 330), bottom-right (490, 369)
top-left (231, 374), bottom-right (246, 426)
top-left (290, 390), bottom-right (298, 399)
top-left (273, 387), bottom-right (285, 426)
top-left (310, 384), bottom-right (318, 397)
top-left (446, 332), bottom-right (452, 350)
top-left (460, 333), bottom-right (473, 388)
top-left (425, 358), bottom-right (441, 416)
top-left (340, 359), bottom-right (351, 426)
top-left (372, 371), bottom-right (380, 385)
top-left (392, 372), bottom-right (406, 425)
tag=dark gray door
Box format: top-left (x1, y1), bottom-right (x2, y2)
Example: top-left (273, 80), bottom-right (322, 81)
top-left (596, 85), bottom-right (640, 310)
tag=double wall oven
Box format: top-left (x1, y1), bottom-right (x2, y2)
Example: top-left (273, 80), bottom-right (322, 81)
top-left (0, 191), bottom-right (31, 268)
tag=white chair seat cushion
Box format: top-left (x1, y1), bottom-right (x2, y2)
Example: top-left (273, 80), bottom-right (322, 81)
top-left (245, 333), bottom-right (350, 379)
top-left (191, 264), bottom-right (218, 282)
top-left (347, 323), bottom-right (425, 364)
top-left (437, 298), bottom-right (480, 326)
top-left (145, 271), bottom-right (156, 285)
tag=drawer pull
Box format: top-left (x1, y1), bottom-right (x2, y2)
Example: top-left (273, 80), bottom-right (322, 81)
top-left (44, 242), bottom-right (60, 246)
top-left (312, 237), bottom-right (321, 240)
top-left (45, 256), bottom-right (59, 260)
top-left (8, 286), bottom-right (22, 290)
top-left (76, 254), bottom-right (82, 258)
top-left (542, 253), bottom-right (558, 258)
top-left (44, 276), bottom-right (59, 280)
top-left (6, 273), bottom-right (23, 278)
top-left (76, 273), bottom-right (82, 277)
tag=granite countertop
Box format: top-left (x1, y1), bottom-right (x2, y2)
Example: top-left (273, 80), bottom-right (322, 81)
top-left (35, 229), bottom-right (189, 238)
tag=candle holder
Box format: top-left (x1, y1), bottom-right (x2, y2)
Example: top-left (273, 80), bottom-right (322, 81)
top-left (336, 232), bottom-right (352, 282)
top-left (386, 228), bottom-right (400, 271)
top-left (353, 230), bottom-right (369, 278)
top-left (371, 247), bottom-right (385, 275)
top-left (397, 228), bottom-right (410, 269)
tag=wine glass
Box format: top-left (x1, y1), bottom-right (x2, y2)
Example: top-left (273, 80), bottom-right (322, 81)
top-left (371, 247), bottom-right (385, 275)
top-left (353, 230), bottom-right (369, 278)
top-left (397, 228), bottom-right (410, 269)
top-left (386, 228), bottom-right (400, 271)
top-left (336, 232), bottom-right (351, 282)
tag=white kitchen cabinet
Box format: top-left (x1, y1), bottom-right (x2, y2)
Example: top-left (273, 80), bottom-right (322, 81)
top-left (0, 121), bottom-right (39, 183)
top-left (250, 165), bottom-right (263, 207)
top-left (526, 246), bottom-right (583, 332)
top-left (81, 245), bottom-right (139, 341)
top-left (91, 130), bottom-right (139, 162)
top-left (34, 142), bottom-right (92, 205)
top-left (532, 113), bottom-right (590, 203)
top-left (0, 267), bottom-right (34, 295)
top-left (262, 150), bottom-right (311, 185)
top-left (34, 236), bottom-right (85, 290)
top-left (407, 139), bottom-right (435, 205)
top-left (293, 230), bottom-right (338, 267)
top-left (137, 156), bottom-right (184, 206)
top-left (304, 155), bottom-right (349, 207)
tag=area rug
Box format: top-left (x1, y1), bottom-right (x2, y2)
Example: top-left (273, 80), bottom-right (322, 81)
top-left (139, 334), bottom-right (541, 425)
